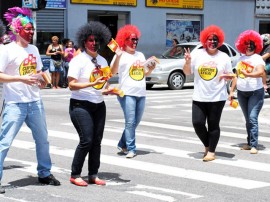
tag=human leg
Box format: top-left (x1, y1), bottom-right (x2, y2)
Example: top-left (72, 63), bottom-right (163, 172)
top-left (247, 88), bottom-right (264, 149)
top-left (237, 90), bottom-right (250, 146)
top-left (192, 101), bottom-right (208, 147)
top-left (117, 96), bottom-right (137, 153)
top-left (88, 102), bottom-right (106, 177)
top-left (69, 99), bottom-right (95, 178)
top-left (0, 103), bottom-right (27, 181)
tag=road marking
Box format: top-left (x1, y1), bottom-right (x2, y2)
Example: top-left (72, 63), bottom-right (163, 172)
top-left (109, 119), bottom-right (270, 143)
top-left (127, 191), bottom-right (176, 202)
top-left (9, 137), bottom-right (270, 189)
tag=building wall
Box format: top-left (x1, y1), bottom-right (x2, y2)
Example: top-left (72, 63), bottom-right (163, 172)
top-left (66, 0), bottom-right (257, 57)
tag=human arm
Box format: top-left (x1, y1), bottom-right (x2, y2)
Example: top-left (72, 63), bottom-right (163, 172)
top-left (68, 76), bottom-right (105, 91)
top-left (0, 71), bottom-right (38, 86)
top-left (241, 64), bottom-right (265, 78)
top-left (144, 62), bottom-right (156, 76)
top-left (228, 76), bottom-right (237, 101)
top-left (183, 48), bottom-right (192, 75)
top-left (46, 44), bottom-right (54, 56)
top-left (110, 47), bottom-right (123, 75)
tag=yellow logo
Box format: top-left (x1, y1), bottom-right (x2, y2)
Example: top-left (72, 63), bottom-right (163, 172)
top-left (198, 61), bottom-right (217, 81)
top-left (89, 66), bottom-right (111, 90)
top-left (236, 61), bottom-right (254, 79)
top-left (19, 54), bottom-right (37, 76)
top-left (129, 60), bottom-right (144, 81)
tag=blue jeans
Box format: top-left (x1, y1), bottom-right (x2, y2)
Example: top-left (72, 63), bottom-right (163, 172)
top-left (117, 95), bottom-right (145, 153)
top-left (69, 99), bottom-right (106, 178)
top-left (0, 100), bottom-right (52, 180)
top-left (237, 88), bottom-right (264, 148)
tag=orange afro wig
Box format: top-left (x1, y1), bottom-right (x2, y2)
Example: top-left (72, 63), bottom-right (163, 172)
top-left (200, 25), bottom-right (224, 48)
top-left (115, 24), bottom-right (141, 48)
top-left (235, 30), bottom-right (263, 54)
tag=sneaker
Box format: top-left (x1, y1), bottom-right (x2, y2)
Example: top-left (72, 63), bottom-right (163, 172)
top-left (0, 184), bottom-right (5, 194)
top-left (250, 147), bottom-right (258, 154)
top-left (241, 144), bottom-right (251, 150)
top-left (38, 174), bottom-right (61, 186)
top-left (126, 151), bottom-right (136, 158)
top-left (117, 146), bottom-right (128, 155)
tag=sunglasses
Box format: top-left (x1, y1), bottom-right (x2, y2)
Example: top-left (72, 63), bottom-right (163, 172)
top-left (91, 58), bottom-right (101, 68)
top-left (128, 38), bottom-right (139, 42)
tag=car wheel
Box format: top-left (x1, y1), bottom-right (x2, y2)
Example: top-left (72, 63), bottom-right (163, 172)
top-left (167, 72), bottom-right (185, 90)
top-left (146, 84), bottom-right (154, 90)
top-left (226, 80), bottom-right (237, 99)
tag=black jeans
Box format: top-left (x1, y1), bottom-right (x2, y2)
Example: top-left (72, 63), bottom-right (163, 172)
top-left (192, 100), bottom-right (225, 152)
top-left (69, 98), bottom-right (106, 178)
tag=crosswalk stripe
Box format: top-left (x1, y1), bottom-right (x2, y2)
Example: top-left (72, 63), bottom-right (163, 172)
top-left (9, 138), bottom-right (270, 189)
top-left (17, 127), bottom-right (270, 189)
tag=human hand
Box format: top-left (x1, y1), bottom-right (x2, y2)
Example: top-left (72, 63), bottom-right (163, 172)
top-left (21, 73), bottom-right (39, 86)
top-left (115, 47), bottom-right (123, 57)
top-left (147, 62), bottom-right (156, 71)
top-left (184, 48), bottom-right (191, 63)
top-left (93, 76), bottom-right (105, 85)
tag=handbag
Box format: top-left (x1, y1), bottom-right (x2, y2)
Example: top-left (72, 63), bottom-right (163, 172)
top-left (53, 60), bottom-right (62, 68)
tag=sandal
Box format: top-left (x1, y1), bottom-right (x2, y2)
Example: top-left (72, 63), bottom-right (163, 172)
top-left (70, 177), bottom-right (88, 186)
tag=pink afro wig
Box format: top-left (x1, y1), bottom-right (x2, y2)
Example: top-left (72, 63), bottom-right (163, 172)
top-left (200, 25), bottom-right (224, 48)
top-left (115, 24), bottom-right (141, 48)
top-left (235, 30), bottom-right (263, 54)
top-left (4, 7), bottom-right (33, 40)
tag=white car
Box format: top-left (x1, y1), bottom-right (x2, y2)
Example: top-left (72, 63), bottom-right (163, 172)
top-left (146, 42), bottom-right (240, 90)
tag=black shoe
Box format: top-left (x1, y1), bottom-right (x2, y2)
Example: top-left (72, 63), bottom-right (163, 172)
top-left (0, 184), bottom-right (5, 194)
top-left (38, 174), bottom-right (61, 186)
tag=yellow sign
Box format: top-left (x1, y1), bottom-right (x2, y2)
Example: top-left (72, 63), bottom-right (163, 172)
top-left (198, 61), bottom-right (217, 81)
top-left (71, 0), bottom-right (137, 6)
top-left (146, 0), bottom-right (203, 9)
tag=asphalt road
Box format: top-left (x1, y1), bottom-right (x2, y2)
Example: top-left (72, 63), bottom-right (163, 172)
top-left (0, 84), bottom-right (270, 202)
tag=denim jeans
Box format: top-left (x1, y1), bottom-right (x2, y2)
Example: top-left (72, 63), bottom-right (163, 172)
top-left (237, 88), bottom-right (264, 148)
top-left (0, 100), bottom-right (52, 180)
top-left (69, 99), bottom-right (106, 178)
top-left (117, 95), bottom-right (145, 153)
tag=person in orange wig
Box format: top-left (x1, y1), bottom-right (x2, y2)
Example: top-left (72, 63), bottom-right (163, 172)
top-left (230, 30), bottom-right (265, 154)
top-left (110, 24), bottom-right (155, 158)
top-left (183, 25), bottom-right (234, 162)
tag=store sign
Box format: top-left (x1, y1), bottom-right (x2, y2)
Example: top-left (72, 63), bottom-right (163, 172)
top-left (71, 0), bottom-right (136, 6)
top-left (146, 0), bottom-right (203, 9)
top-left (22, 0), bottom-right (66, 9)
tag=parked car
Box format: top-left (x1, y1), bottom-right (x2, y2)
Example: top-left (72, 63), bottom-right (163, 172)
top-left (146, 42), bottom-right (241, 90)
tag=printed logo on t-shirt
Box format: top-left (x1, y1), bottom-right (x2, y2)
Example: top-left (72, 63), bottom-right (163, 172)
top-left (129, 60), bottom-right (144, 81)
top-left (236, 61), bottom-right (254, 79)
top-left (89, 67), bottom-right (106, 90)
top-left (198, 61), bottom-right (218, 81)
top-left (19, 54), bottom-right (37, 75)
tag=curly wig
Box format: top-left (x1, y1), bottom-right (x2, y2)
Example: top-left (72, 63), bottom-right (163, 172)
top-left (115, 24), bottom-right (141, 48)
top-left (0, 20), bottom-right (6, 38)
top-left (200, 25), bottom-right (224, 48)
top-left (4, 7), bottom-right (33, 41)
top-left (76, 21), bottom-right (111, 51)
top-left (235, 30), bottom-right (263, 54)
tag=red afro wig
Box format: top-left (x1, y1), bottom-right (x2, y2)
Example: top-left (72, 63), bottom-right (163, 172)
top-left (200, 25), bottom-right (224, 48)
top-left (235, 30), bottom-right (263, 54)
top-left (115, 24), bottom-right (141, 48)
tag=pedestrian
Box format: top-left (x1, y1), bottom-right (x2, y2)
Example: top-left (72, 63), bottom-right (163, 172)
top-left (260, 33), bottom-right (270, 92)
top-left (110, 24), bottom-right (156, 158)
top-left (46, 35), bottom-right (64, 89)
top-left (68, 21), bottom-right (111, 186)
top-left (0, 19), bottom-right (6, 47)
top-left (183, 25), bottom-right (234, 162)
top-left (170, 38), bottom-right (179, 56)
top-left (0, 7), bottom-right (61, 194)
top-left (63, 40), bottom-right (75, 87)
top-left (230, 30), bottom-right (265, 154)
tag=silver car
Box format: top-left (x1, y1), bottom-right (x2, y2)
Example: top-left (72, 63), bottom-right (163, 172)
top-left (146, 42), bottom-right (240, 90)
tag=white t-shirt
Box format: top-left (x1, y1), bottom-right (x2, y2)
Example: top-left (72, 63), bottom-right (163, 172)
top-left (236, 54), bottom-right (265, 91)
top-left (68, 51), bottom-right (108, 103)
top-left (111, 51), bottom-right (146, 97)
top-left (191, 49), bottom-right (232, 102)
top-left (0, 41), bottom-right (43, 104)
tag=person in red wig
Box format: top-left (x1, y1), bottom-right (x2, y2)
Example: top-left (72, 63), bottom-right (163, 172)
top-left (230, 30), bottom-right (265, 154)
top-left (110, 24), bottom-right (155, 158)
top-left (183, 25), bottom-right (234, 162)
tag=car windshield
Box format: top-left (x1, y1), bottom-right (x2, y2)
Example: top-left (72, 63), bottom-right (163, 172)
top-left (161, 44), bottom-right (197, 59)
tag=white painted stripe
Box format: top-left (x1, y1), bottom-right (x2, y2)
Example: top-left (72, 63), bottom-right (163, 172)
top-left (127, 191), bottom-right (176, 202)
top-left (9, 138), bottom-right (270, 189)
top-left (109, 119), bottom-right (270, 143)
top-left (134, 184), bottom-right (202, 199)
top-left (0, 195), bottom-right (30, 202)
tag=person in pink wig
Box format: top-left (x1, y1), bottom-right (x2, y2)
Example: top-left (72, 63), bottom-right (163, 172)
top-left (0, 7), bottom-right (60, 194)
top-left (110, 24), bottom-right (155, 158)
top-left (183, 25), bottom-right (234, 162)
top-left (230, 30), bottom-right (265, 154)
